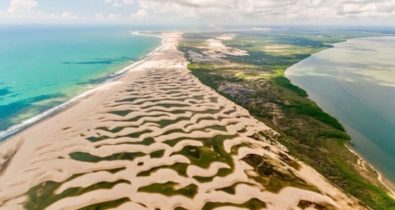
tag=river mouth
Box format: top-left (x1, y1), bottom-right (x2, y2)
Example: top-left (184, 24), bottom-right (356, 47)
top-left (286, 36), bottom-right (395, 184)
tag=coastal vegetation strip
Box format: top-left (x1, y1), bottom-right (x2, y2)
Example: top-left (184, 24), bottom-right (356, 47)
top-left (180, 31), bottom-right (395, 210)
top-left (0, 33), bottom-right (358, 210)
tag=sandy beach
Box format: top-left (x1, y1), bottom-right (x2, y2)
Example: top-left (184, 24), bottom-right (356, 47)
top-left (346, 145), bottom-right (395, 197)
top-left (0, 33), bottom-right (366, 210)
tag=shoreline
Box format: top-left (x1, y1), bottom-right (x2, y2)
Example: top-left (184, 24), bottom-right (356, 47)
top-left (284, 37), bottom-right (395, 196)
top-left (346, 145), bottom-right (395, 196)
top-left (0, 32), bottom-right (364, 210)
top-left (0, 31), bottom-right (164, 143)
top-left (0, 31), bottom-right (392, 209)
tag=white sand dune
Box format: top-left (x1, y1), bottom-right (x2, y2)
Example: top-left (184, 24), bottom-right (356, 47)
top-left (205, 38), bottom-right (249, 58)
top-left (0, 33), bottom-right (364, 210)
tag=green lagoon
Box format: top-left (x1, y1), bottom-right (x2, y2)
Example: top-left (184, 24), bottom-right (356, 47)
top-left (286, 36), bottom-right (395, 184)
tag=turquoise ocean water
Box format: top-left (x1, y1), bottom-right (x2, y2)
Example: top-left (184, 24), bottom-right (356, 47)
top-left (0, 25), bottom-right (160, 139)
top-left (286, 36), bottom-right (395, 183)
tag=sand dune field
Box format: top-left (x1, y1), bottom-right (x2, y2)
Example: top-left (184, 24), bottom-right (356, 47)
top-left (0, 33), bottom-right (364, 210)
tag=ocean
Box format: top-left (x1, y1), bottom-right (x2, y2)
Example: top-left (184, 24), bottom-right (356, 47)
top-left (0, 25), bottom-right (160, 140)
top-left (286, 36), bottom-right (395, 183)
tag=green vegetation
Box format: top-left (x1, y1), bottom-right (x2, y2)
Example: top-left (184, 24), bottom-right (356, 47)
top-left (193, 168), bottom-right (233, 183)
top-left (70, 151), bottom-right (145, 163)
top-left (176, 144), bottom-right (228, 168)
top-left (86, 135), bottom-right (110, 142)
top-left (297, 200), bottom-right (335, 210)
top-left (25, 179), bottom-right (130, 210)
top-left (180, 30), bottom-right (395, 210)
top-left (202, 198), bottom-right (266, 210)
top-left (172, 135), bottom-right (235, 169)
top-left (97, 126), bottom-right (126, 133)
top-left (78, 198), bottom-right (130, 210)
top-left (149, 149), bottom-right (165, 158)
top-left (155, 117), bottom-right (190, 128)
top-left (271, 75), bottom-right (307, 97)
top-left (217, 182), bottom-right (253, 194)
top-left (137, 162), bottom-right (189, 177)
top-left (138, 182), bottom-right (198, 198)
top-left (109, 110), bottom-right (132, 117)
top-left (242, 154), bottom-right (317, 193)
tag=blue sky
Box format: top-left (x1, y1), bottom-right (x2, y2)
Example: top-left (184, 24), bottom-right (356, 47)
top-left (0, 0), bottom-right (395, 25)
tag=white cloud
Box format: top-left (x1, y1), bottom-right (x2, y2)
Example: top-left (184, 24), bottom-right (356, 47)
top-left (1, 0), bottom-right (395, 24)
top-left (0, 0), bottom-right (81, 23)
top-left (135, 0), bottom-right (395, 23)
top-left (7, 0), bottom-right (38, 13)
top-left (131, 9), bottom-right (147, 19)
top-left (108, 13), bottom-right (121, 20)
top-left (95, 12), bottom-right (123, 21)
top-left (61, 12), bottom-right (79, 20)
top-left (106, 0), bottom-right (134, 7)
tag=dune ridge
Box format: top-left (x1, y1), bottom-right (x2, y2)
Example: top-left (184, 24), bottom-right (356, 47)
top-left (0, 33), bottom-right (363, 210)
